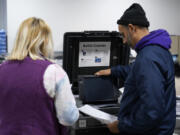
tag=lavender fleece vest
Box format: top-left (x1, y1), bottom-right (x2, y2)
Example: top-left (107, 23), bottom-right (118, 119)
top-left (0, 57), bottom-right (67, 135)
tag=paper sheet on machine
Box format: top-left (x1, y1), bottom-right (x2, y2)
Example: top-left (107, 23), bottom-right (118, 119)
top-left (79, 104), bottom-right (118, 124)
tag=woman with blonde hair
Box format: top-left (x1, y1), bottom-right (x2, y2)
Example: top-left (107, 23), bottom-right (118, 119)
top-left (0, 17), bottom-right (79, 135)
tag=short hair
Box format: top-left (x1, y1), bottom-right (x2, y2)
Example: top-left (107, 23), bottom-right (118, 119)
top-left (7, 17), bottom-right (53, 60)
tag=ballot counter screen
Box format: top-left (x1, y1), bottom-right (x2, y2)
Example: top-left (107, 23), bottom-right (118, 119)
top-left (79, 76), bottom-right (116, 103)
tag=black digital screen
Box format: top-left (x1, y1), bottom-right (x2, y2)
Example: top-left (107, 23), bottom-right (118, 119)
top-left (79, 75), bottom-right (118, 104)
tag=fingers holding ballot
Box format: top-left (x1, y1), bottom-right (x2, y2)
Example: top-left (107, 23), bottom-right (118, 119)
top-left (107, 120), bottom-right (120, 134)
top-left (94, 69), bottom-right (111, 76)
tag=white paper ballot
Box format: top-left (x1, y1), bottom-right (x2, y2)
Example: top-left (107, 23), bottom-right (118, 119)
top-left (79, 104), bottom-right (118, 124)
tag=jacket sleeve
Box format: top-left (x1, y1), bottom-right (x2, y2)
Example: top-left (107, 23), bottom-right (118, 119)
top-left (118, 56), bottom-right (166, 134)
top-left (111, 62), bottom-right (134, 81)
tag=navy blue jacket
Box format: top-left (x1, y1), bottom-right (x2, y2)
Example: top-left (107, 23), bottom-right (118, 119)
top-left (111, 29), bottom-right (176, 135)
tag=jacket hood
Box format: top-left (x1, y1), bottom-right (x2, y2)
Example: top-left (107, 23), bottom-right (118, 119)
top-left (135, 29), bottom-right (172, 51)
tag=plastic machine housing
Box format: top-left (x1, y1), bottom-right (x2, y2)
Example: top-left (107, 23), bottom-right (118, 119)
top-left (63, 31), bottom-right (130, 135)
top-left (63, 31), bottom-right (130, 94)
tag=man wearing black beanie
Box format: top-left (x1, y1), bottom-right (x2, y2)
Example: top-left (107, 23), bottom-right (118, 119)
top-left (95, 3), bottom-right (176, 135)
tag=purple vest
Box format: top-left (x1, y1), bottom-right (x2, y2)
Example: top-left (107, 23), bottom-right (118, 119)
top-left (0, 57), bottom-right (67, 135)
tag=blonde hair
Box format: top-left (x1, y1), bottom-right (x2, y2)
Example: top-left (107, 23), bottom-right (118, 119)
top-left (7, 17), bottom-right (53, 60)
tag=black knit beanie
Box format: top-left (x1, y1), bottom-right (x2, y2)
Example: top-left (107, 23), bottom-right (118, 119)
top-left (117, 3), bottom-right (150, 27)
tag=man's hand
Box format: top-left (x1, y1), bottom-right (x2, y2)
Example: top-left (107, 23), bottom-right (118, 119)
top-left (107, 120), bottom-right (120, 134)
top-left (94, 69), bottom-right (111, 76)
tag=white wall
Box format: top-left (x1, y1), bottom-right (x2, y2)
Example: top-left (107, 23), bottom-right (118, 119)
top-left (7, 0), bottom-right (180, 52)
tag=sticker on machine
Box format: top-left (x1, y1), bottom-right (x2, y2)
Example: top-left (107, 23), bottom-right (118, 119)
top-left (79, 42), bottom-right (111, 67)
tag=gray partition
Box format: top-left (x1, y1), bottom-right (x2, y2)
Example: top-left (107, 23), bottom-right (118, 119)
top-left (0, 0), bottom-right (7, 31)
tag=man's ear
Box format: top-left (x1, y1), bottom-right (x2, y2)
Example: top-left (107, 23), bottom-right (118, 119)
top-left (128, 24), bottom-right (136, 33)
